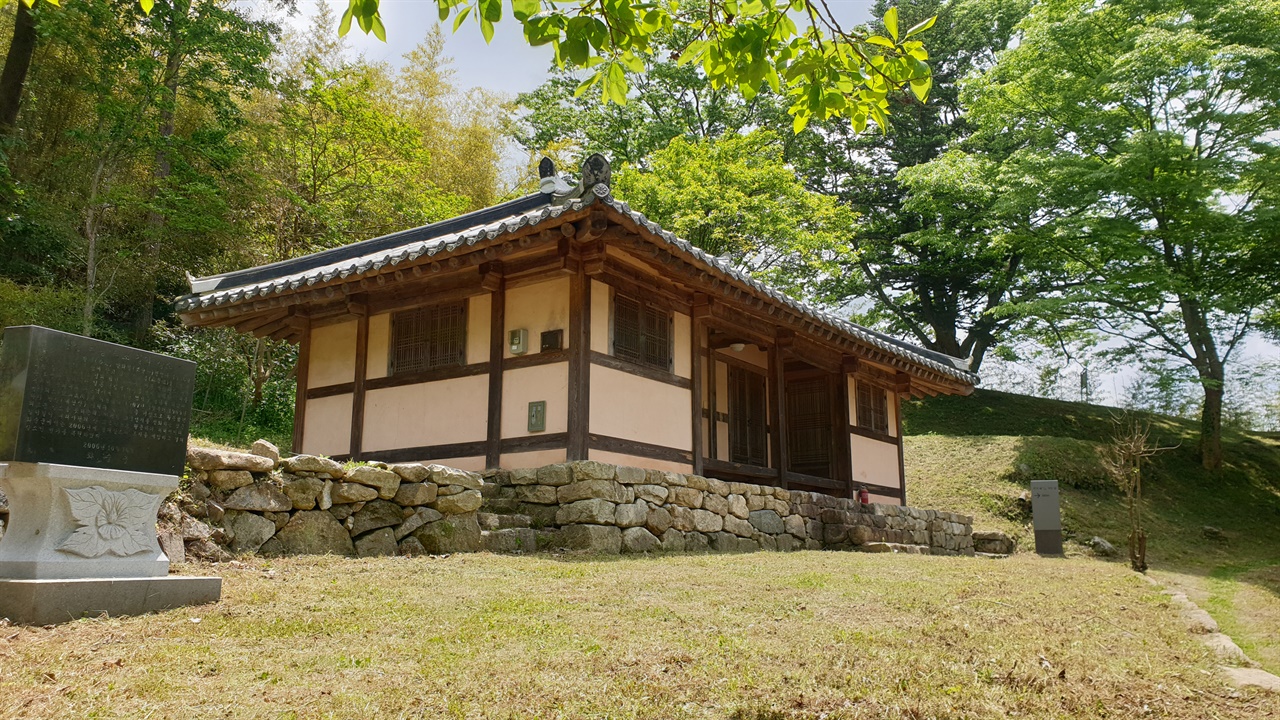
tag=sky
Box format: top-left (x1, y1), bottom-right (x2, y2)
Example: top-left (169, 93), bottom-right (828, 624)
top-left (289, 0), bottom-right (881, 97)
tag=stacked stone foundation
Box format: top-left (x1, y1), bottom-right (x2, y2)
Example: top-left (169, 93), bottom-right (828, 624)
top-left (180, 445), bottom-right (974, 557)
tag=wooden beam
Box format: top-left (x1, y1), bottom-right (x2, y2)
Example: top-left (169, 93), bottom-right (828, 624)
top-left (567, 260), bottom-right (590, 461)
top-left (291, 318), bottom-right (312, 453)
top-left (589, 434), bottom-right (693, 465)
top-left (486, 276), bottom-right (505, 469)
top-left (895, 371), bottom-right (912, 394)
top-left (589, 351), bottom-right (692, 390)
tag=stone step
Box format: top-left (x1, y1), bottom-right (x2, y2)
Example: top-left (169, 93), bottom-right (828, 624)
top-left (975, 552), bottom-right (1011, 559)
top-left (482, 528), bottom-right (538, 553)
top-left (477, 512), bottom-right (532, 530)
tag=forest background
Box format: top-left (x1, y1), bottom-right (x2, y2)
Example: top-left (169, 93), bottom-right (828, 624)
top-left (0, 0), bottom-right (1277, 470)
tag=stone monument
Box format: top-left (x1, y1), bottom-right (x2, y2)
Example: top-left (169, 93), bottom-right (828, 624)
top-left (1030, 479), bottom-right (1064, 555)
top-left (0, 325), bottom-right (221, 624)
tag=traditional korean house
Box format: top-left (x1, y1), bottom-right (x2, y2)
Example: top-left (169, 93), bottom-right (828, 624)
top-left (177, 156), bottom-right (977, 504)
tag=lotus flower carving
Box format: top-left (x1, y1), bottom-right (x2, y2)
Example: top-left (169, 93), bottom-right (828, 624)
top-left (57, 486), bottom-right (159, 558)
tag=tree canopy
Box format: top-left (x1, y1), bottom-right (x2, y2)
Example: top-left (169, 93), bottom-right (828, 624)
top-left (965, 0), bottom-right (1280, 467)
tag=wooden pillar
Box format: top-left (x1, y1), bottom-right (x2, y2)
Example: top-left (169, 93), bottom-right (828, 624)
top-left (832, 372), bottom-right (852, 497)
top-left (895, 372), bottom-right (910, 506)
top-left (706, 335), bottom-right (718, 463)
top-left (291, 318), bottom-right (312, 454)
top-left (349, 302), bottom-right (369, 460)
top-left (485, 271), bottom-right (505, 469)
top-left (896, 394), bottom-right (907, 507)
top-left (690, 295), bottom-right (708, 476)
top-left (567, 266), bottom-right (591, 461)
top-left (768, 342), bottom-right (789, 489)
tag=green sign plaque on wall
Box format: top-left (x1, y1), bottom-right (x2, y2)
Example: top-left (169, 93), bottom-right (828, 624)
top-left (527, 401), bottom-right (546, 433)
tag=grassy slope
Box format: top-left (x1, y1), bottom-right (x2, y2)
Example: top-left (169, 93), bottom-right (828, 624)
top-left (902, 389), bottom-right (1280, 673)
top-left (2, 553), bottom-right (1277, 719)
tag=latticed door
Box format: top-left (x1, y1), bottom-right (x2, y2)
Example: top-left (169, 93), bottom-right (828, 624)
top-left (786, 376), bottom-right (833, 478)
top-left (727, 364), bottom-right (768, 466)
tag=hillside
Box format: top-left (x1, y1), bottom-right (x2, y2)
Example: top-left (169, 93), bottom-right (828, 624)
top-left (901, 388), bottom-right (1280, 673)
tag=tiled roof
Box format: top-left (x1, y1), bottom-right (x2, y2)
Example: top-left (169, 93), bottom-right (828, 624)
top-left (177, 183), bottom-right (976, 386)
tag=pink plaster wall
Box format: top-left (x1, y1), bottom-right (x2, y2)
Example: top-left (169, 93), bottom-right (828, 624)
top-left (428, 456), bottom-right (487, 472)
top-left (467, 293), bottom-right (491, 364)
top-left (589, 365), bottom-right (693, 451)
top-left (308, 319), bottom-right (357, 387)
top-left (672, 312), bottom-right (692, 378)
top-left (849, 434), bottom-right (902, 490)
top-left (366, 313), bottom-right (390, 380)
top-left (501, 363), bottom-right (568, 438)
top-left (504, 279), bottom-right (568, 358)
top-left (362, 375), bottom-right (489, 451)
top-left (302, 394), bottom-right (352, 456)
top-left (501, 449), bottom-right (568, 468)
top-left (590, 280), bottom-right (610, 353)
top-left (588, 449), bottom-right (692, 475)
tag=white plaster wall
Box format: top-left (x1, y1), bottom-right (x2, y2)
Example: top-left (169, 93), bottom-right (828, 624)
top-left (303, 394), bottom-right (352, 456)
top-left (501, 449), bottom-right (568, 468)
top-left (501, 363), bottom-right (569, 438)
top-left (505, 278), bottom-right (569, 358)
top-left (467, 293), bottom-right (492, 364)
top-left (362, 375), bottom-right (489, 451)
top-left (588, 449), bottom-right (692, 475)
top-left (367, 313), bottom-right (390, 380)
top-left (849, 434), bottom-right (901, 489)
top-left (309, 320), bottom-right (357, 387)
top-left (590, 365), bottom-right (692, 451)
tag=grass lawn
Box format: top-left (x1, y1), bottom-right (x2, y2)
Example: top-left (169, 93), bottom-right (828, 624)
top-left (903, 389), bottom-right (1280, 678)
top-left (2, 552), bottom-right (1277, 719)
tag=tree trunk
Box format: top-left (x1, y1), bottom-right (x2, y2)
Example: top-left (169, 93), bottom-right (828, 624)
top-left (82, 156), bottom-right (108, 337)
top-left (134, 2), bottom-right (188, 345)
top-left (1199, 376), bottom-right (1224, 470)
top-left (0, 1), bottom-right (37, 131)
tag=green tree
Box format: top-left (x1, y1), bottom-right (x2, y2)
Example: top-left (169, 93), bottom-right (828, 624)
top-left (967, 0), bottom-right (1280, 469)
top-left (239, 4), bottom-right (470, 263)
top-left (783, 0), bottom-right (1033, 372)
top-left (514, 27), bottom-right (773, 167)
top-left (390, 27), bottom-right (508, 210)
top-left (613, 131), bottom-right (856, 295)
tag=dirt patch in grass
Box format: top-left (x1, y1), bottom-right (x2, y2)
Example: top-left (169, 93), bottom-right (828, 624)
top-left (0, 552), bottom-right (1275, 719)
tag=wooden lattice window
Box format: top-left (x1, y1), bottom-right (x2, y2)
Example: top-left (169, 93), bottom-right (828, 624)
top-left (728, 364), bottom-right (768, 467)
top-left (613, 293), bottom-right (671, 371)
top-left (856, 381), bottom-right (889, 435)
top-left (389, 301), bottom-right (467, 375)
top-left (786, 376), bottom-right (833, 478)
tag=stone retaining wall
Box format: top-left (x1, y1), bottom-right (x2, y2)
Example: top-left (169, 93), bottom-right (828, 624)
top-left (177, 443), bottom-right (974, 558)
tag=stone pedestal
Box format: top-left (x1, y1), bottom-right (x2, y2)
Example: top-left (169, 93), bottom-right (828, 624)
top-left (0, 576), bottom-right (223, 625)
top-left (0, 462), bottom-right (221, 624)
